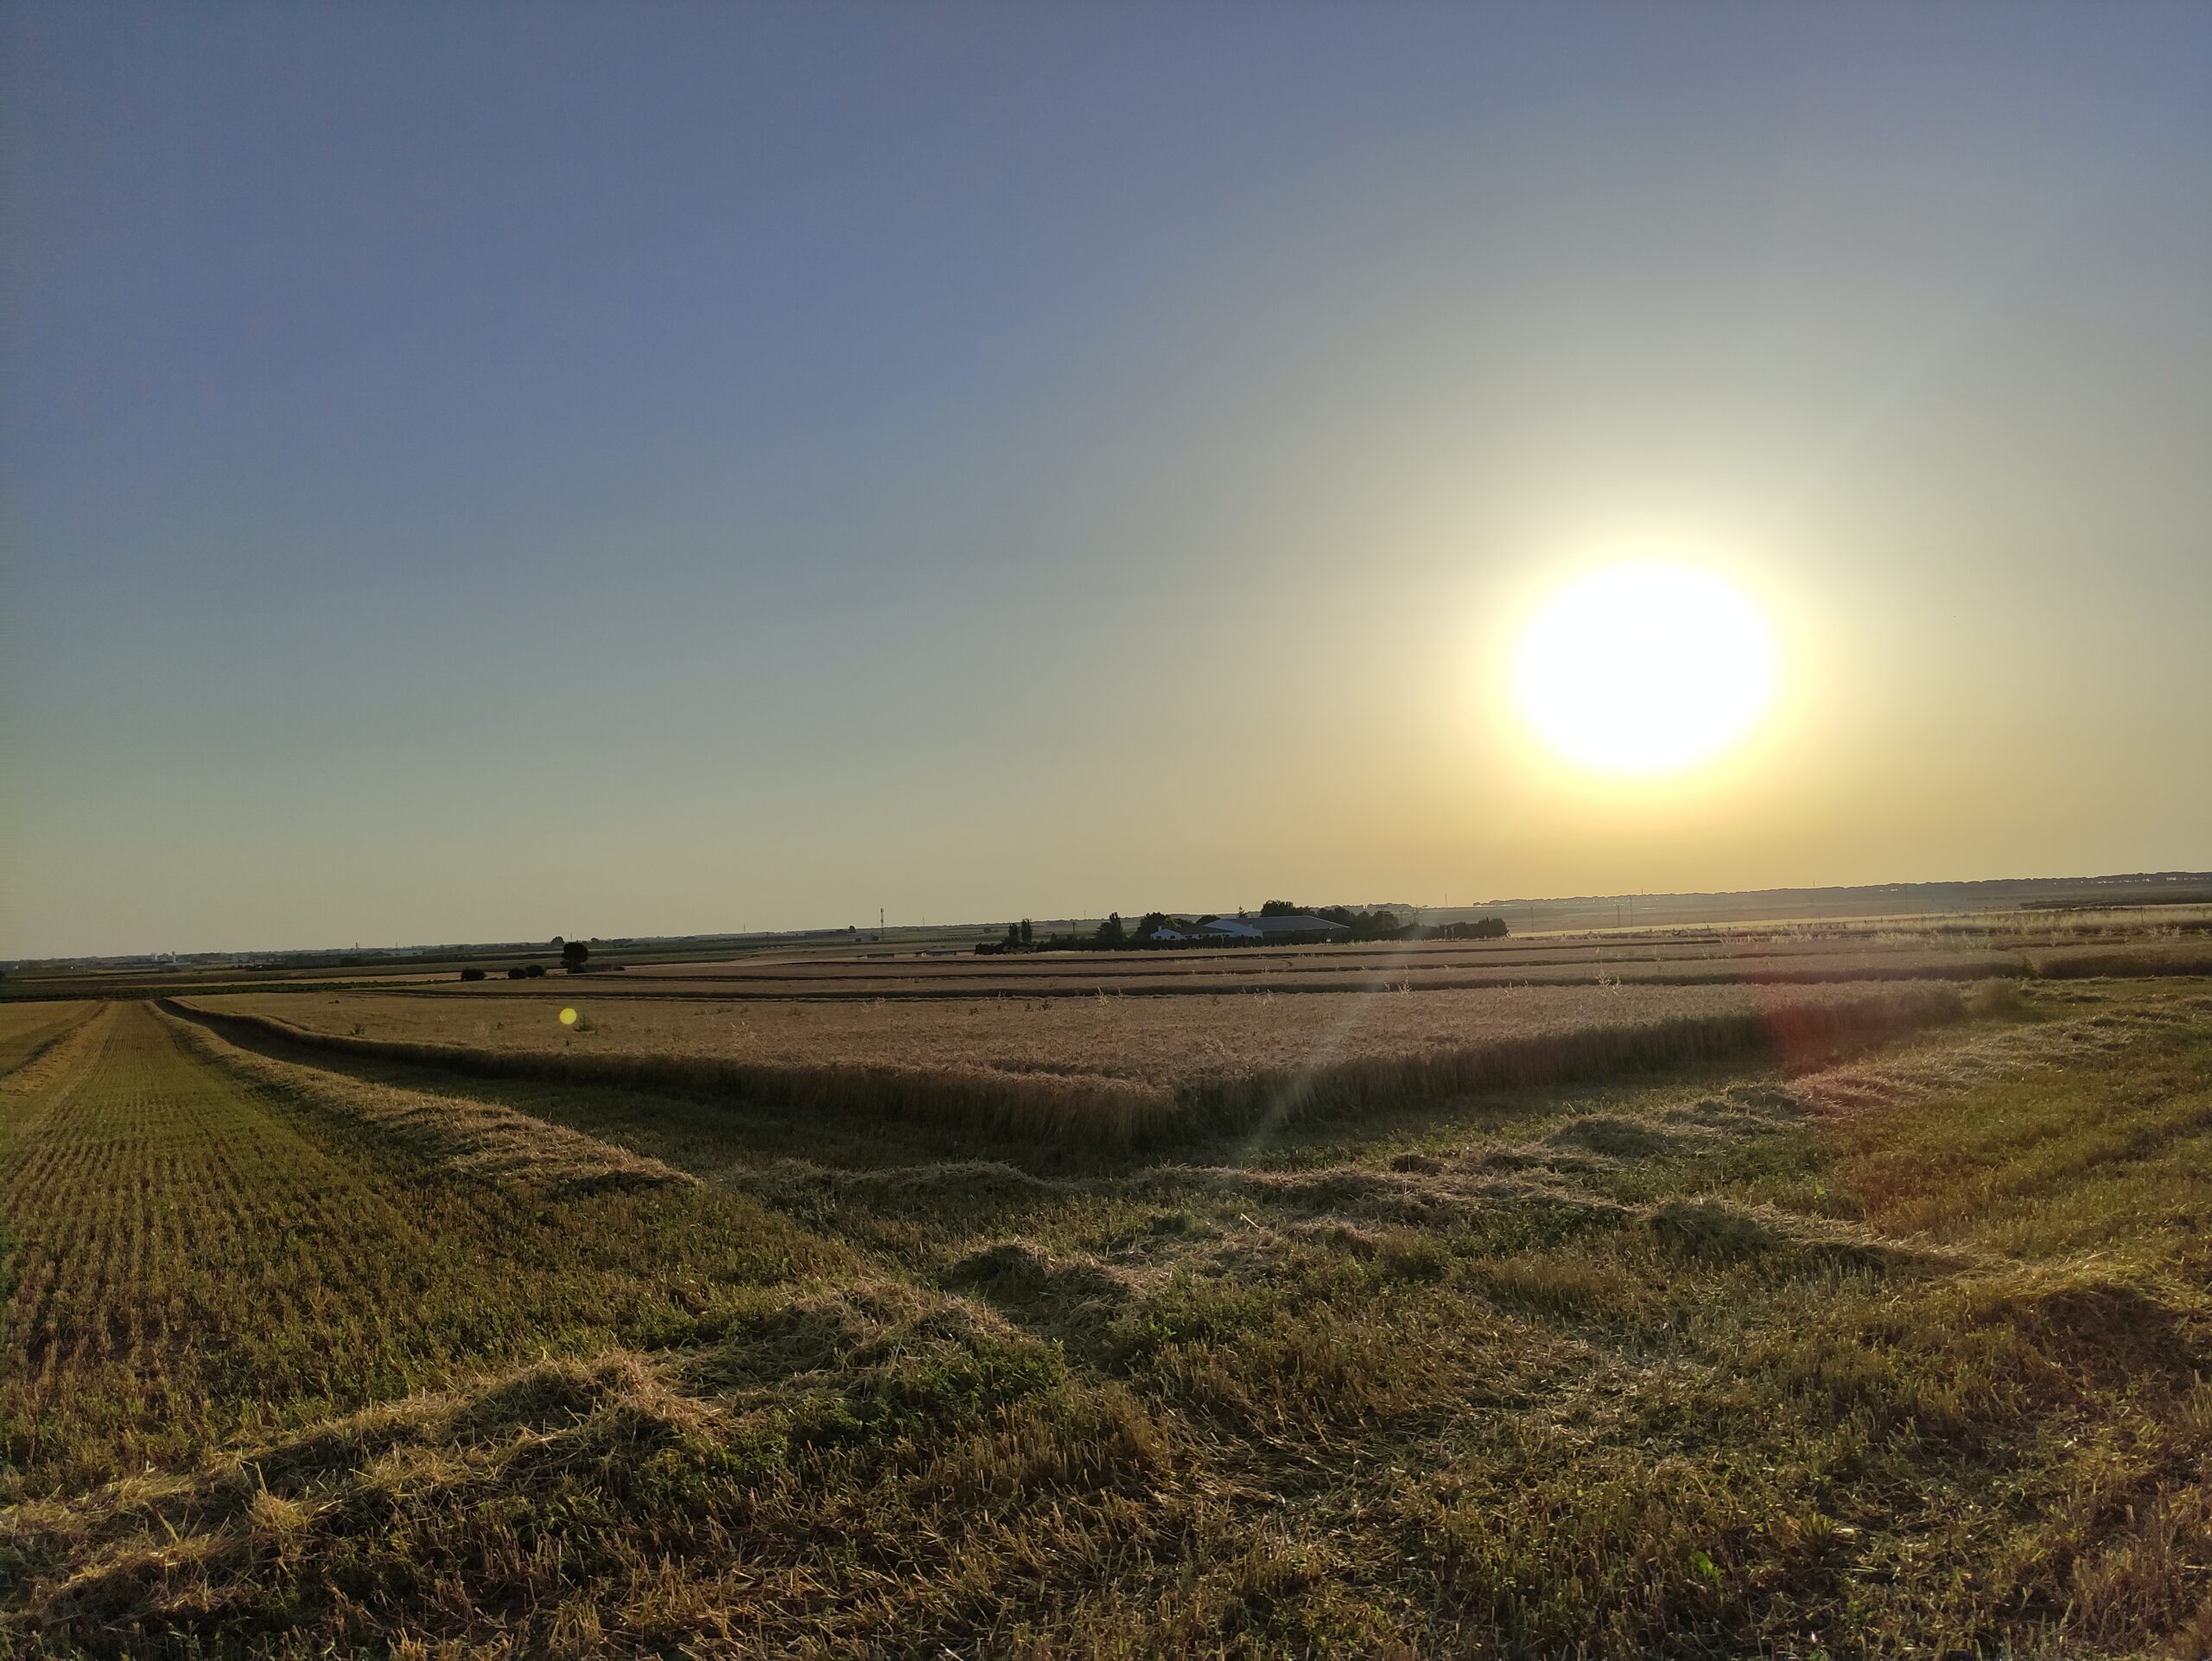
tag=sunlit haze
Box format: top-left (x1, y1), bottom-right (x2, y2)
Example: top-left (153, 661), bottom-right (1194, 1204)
top-left (4, 3), bottom-right (2209, 957)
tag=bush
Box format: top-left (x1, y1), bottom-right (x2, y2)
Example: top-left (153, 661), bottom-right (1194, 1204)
top-left (506, 967), bottom-right (528, 980)
top-left (525, 964), bottom-right (547, 978)
top-left (1421, 917), bottom-right (1510, 942)
top-left (460, 968), bottom-right (486, 982)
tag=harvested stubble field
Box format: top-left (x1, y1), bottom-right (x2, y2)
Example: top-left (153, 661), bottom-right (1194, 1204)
top-left (190, 979), bottom-right (1973, 1146)
top-left (0, 1006), bottom-right (835, 1498)
top-left (10, 978), bottom-right (2212, 1657)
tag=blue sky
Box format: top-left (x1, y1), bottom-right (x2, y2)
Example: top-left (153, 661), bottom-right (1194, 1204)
top-left (6, 3), bottom-right (2209, 956)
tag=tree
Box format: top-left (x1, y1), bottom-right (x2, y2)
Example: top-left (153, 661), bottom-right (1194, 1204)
top-left (1261, 900), bottom-right (1300, 916)
top-left (1095, 913), bottom-right (1126, 948)
top-left (1019, 919), bottom-right (1033, 945)
top-left (1135, 911), bottom-right (1169, 941)
top-left (562, 940), bottom-right (590, 972)
top-left (1006, 922), bottom-right (1021, 946)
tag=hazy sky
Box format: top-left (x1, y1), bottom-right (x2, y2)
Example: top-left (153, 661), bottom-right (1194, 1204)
top-left (6, 3), bottom-right (2209, 957)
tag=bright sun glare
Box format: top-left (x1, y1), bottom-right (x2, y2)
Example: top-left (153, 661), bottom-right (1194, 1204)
top-left (1515, 565), bottom-right (1777, 777)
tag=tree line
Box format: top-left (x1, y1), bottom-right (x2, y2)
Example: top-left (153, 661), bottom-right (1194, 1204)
top-left (980, 906), bottom-right (1509, 952)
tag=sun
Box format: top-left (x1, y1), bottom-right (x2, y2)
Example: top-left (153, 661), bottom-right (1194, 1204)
top-left (1514, 565), bottom-right (1777, 777)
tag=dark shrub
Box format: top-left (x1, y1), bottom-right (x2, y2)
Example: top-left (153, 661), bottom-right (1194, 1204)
top-left (460, 968), bottom-right (486, 982)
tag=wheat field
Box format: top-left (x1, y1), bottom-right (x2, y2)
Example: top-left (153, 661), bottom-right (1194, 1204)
top-left (186, 979), bottom-right (1973, 1146)
top-left (195, 980), bottom-right (1966, 1084)
top-left (10, 982), bottom-right (2212, 1655)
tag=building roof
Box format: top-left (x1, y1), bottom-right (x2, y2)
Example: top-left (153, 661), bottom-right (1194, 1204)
top-left (1200, 913), bottom-right (1350, 939)
top-left (1248, 913), bottom-right (1351, 935)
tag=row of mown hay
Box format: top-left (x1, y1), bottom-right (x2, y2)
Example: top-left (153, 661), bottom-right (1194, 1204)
top-left (165, 984), bottom-right (1967, 1150)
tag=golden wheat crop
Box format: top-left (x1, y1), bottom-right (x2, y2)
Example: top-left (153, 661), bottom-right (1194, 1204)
top-left (188, 979), bottom-right (1970, 1145)
top-left (196, 981), bottom-right (1955, 1084)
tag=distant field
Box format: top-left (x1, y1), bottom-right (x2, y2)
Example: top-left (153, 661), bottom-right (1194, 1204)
top-left (10, 901), bottom-right (2205, 1006)
top-left (387, 913), bottom-right (2212, 1001)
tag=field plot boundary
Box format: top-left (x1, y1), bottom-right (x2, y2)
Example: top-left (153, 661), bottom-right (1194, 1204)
top-left (162, 999), bottom-right (1182, 1147)
top-left (152, 1003), bottom-right (690, 1193)
top-left (169, 984), bottom-right (1974, 1149)
top-left (0, 1002), bottom-right (99, 1082)
top-left (0, 1003), bottom-right (113, 1104)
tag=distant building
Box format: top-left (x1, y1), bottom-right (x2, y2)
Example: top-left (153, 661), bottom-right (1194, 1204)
top-left (1201, 913), bottom-right (1350, 944)
top-left (1148, 927), bottom-right (1188, 943)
